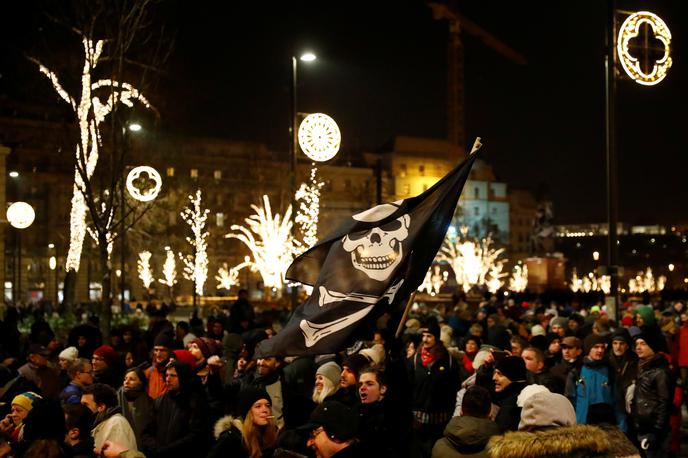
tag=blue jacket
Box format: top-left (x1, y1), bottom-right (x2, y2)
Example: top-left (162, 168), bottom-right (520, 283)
top-left (60, 382), bottom-right (83, 405)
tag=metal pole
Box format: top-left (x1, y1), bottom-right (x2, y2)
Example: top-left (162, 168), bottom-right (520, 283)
top-left (121, 129), bottom-right (127, 308)
top-left (290, 56), bottom-right (299, 308)
top-left (16, 230), bottom-right (21, 304)
top-left (605, 0), bottom-right (619, 322)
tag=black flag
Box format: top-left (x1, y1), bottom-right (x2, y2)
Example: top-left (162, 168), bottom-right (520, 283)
top-left (256, 141), bottom-right (482, 357)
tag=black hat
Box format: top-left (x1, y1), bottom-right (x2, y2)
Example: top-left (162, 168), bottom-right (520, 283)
top-left (494, 356), bottom-right (527, 382)
top-left (297, 401), bottom-right (358, 441)
top-left (421, 317), bottom-right (441, 340)
top-left (153, 330), bottom-right (174, 349)
top-left (28, 343), bottom-right (50, 357)
top-left (610, 327), bottom-right (632, 347)
top-left (342, 353), bottom-right (369, 379)
top-left (237, 386), bottom-right (272, 419)
top-left (633, 331), bottom-right (665, 354)
top-left (529, 335), bottom-right (548, 352)
top-left (583, 333), bottom-right (608, 355)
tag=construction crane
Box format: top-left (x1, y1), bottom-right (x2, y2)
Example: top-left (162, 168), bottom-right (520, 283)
top-left (428, 1), bottom-right (526, 157)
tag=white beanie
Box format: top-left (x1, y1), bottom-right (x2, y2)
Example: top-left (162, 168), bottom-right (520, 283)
top-left (59, 346), bottom-right (79, 362)
top-left (359, 344), bottom-right (385, 366)
top-left (531, 324), bottom-right (546, 337)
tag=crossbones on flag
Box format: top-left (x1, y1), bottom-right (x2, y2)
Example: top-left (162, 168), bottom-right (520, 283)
top-left (256, 139), bottom-right (482, 357)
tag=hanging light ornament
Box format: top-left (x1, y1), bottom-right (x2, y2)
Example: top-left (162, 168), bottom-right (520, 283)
top-left (6, 202), bottom-right (35, 229)
top-left (617, 11), bottom-right (672, 86)
top-left (126, 166), bottom-right (162, 202)
top-left (298, 113), bottom-right (341, 162)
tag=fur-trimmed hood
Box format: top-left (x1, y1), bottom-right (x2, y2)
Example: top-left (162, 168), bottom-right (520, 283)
top-left (487, 424), bottom-right (612, 458)
top-left (213, 415), bottom-right (243, 440)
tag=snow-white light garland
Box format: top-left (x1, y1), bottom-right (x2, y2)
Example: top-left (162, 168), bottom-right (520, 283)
top-left (225, 195), bottom-right (297, 290)
top-left (178, 190), bottom-right (209, 296)
top-left (158, 248), bottom-right (177, 287)
top-left (32, 37), bottom-right (151, 273)
top-left (417, 265), bottom-right (448, 296)
top-left (137, 251), bottom-right (154, 288)
top-left (295, 166), bottom-right (325, 254)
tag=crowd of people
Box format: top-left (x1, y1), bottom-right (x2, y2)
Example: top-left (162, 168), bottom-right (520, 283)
top-left (0, 288), bottom-right (685, 458)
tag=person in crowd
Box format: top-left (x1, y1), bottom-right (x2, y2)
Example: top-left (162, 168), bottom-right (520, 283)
top-left (509, 335), bottom-right (528, 358)
top-left (116, 367), bottom-right (153, 451)
top-left (80, 383), bottom-right (137, 454)
top-left (492, 356), bottom-right (528, 433)
top-left (548, 316), bottom-right (568, 338)
top-left (175, 321), bottom-right (196, 349)
top-left (188, 336), bottom-right (225, 421)
top-left (432, 385), bottom-right (499, 458)
top-left (407, 319), bottom-right (461, 457)
top-left (0, 391), bottom-right (42, 444)
top-left (60, 358), bottom-right (94, 405)
top-left (675, 310), bottom-right (688, 392)
top-left (63, 403), bottom-right (96, 458)
top-left (356, 368), bottom-right (404, 457)
top-left (58, 346), bottom-right (79, 389)
top-left (17, 344), bottom-right (60, 399)
top-left (631, 332), bottom-right (673, 457)
top-left (144, 331), bottom-right (173, 399)
top-left (229, 289), bottom-right (255, 334)
top-left (459, 335), bottom-right (480, 378)
top-left (544, 333), bottom-right (562, 368)
top-left (208, 386), bottom-right (277, 458)
top-left (635, 305), bottom-right (669, 353)
top-left (91, 345), bottom-right (122, 389)
top-left (550, 336), bottom-right (582, 386)
top-left (607, 327), bottom-right (638, 421)
top-left (300, 401), bottom-right (362, 458)
top-left (521, 346), bottom-right (561, 393)
top-left (337, 353), bottom-right (369, 407)
top-left (143, 361), bottom-right (210, 457)
top-left (312, 361), bottom-right (341, 405)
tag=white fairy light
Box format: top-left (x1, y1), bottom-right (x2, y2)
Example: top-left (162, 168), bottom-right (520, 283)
top-left (178, 190), bottom-right (209, 296)
top-left (418, 265), bottom-right (447, 295)
top-left (509, 265), bottom-right (529, 293)
top-left (6, 202), bottom-right (35, 229)
top-left (628, 267), bottom-right (666, 293)
top-left (31, 37), bottom-right (152, 274)
top-left (295, 166), bottom-right (325, 253)
top-left (617, 11), bottom-right (672, 86)
top-left (225, 195), bottom-right (297, 289)
top-left (215, 260), bottom-right (253, 290)
top-left (569, 268), bottom-right (611, 294)
top-left (86, 202), bottom-right (117, 260)
top-left (158, 248), bottom-right (177, 287)
top-left (437, 226), bottom-right (507, 293)
top-left (137, 251), bottom-right (154, 289)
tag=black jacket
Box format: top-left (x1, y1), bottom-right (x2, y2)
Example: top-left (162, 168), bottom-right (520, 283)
top-left (407, 346), bottom-right (461, 416)
top-left (493, 381), bottom-right (527, 433)
top-left (631, 354), bottom-right (673, 435)
top-left (117, 387), bottom-right (154, 450)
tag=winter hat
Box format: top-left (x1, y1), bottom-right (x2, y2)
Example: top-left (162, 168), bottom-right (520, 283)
top-left (153, 330), bottom-right (175, 348)
top-left (621, 315), bottom-right (634, 327)
top-left (494, 356), bottom-right (527, 382)
top-left (298, 401), bottom-right (358, 441)
top-left (517, 384), bottom-right (550, 407)
top-left (636, 305), bottom-right (656, 326)
top-left (12, 391), bottom-right (42, 413)
top-left (316, 361), bottom-right (342, 387)
top-left (531, 324), bottom-right (546, 337)
top-left (58, 346), bottom-right (79, 363)
top-left (28, 343), bottom-right (50, 357)
top-left (550, 317), bottom-right (568, 331)
top-left (633, 331), bottom-right (664, 354)
top-left (238, 386), bottom-right (271, 419)
top-left (190, 337), bottom-right (218, 359)
top-left (342, 353), bottom-right (370, 379)
top-left (518, 391), bottom-right (576, 430)
top-left (583, 334), bottom-right (608, 355)
top-left (172, 349), bottom-right (197, 371)
top-left (546, 332), bottom-right (562, 345)
top-left (93, 345), bottom-right (118, 367)
top-left (421, 318), bottom-right (441, 340)
top-left (529, 335), bottom-right (548, 352)
top-left (472, 349), bottom-right (492, 370)
top-left (561, 336), bottom-right (582, 349)
top-left (610, 327), bottom-right (632, 347)
top-left (359, 344), bottom-right (385, 366)
top-left (405, 318), bottom-right (421, 331)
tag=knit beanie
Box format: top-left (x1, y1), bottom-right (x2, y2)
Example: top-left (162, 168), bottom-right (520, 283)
top-left (583, 334), bottom-right (608, 355)
top-left (172, 349), bottom-right (197, 371)
top-left (621, 315), bottom-right (634, 327)
top-left (154, 330), bottom-right (175, 349)
top-left (531, 324), bottom-right (546, 337)
top-left (238, 386), bottom-right (271, 419)
top-left (12, 392), bottom-right (42, 413)
top-left (190, 337), bottom-right (218, 359)
top-left (610, 327), bottom-right (632, 347)
top-left (518, 391), bottom-right (576, 430)
top-left (359, 344), bottom-right (385, 366)
top-left (342, 353), bottom-right (369, 379)
top-left (549, 317), bottom-right (568, 330)
top-left (93, 345), bottom-right (118, 367)
top-left (633, 331), bottom-right (664, 354)
top-left (58, 346), bottom-right (79, 363)
top-left (636, 305), bottom-right (656, 326)
top-left (421, 318), bottom-right (441, 340)
top-left (494, 356), bottom-right (527, 382)
top-left (316, 361), bottom-right (342, 387)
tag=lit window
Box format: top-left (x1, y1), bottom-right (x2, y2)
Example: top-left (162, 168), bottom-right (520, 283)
top-left (214, 170), bottom-right (222, 180)
top-left (419, 165), bottom-right (425, 176)
top-left (166, 167), bottom-right (175, 177)
top-left (216, 212), bottom-right (225, 227)
top-left (403, 184), bottom-right (410, 195)
top-left (190, 169), bottom-right (198, 179)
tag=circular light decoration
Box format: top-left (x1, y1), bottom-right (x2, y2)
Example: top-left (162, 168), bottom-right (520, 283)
top-left (298, 113), bottom-right (341, 162)
top-left (617, 11), bottom-right (672, 86)
top-left (126, 166), bottom-right (162, 202)
top-left (6, 202), bottom-right (35, 229)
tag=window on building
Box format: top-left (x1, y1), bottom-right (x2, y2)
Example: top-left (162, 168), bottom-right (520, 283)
top-left (474, 187), bottom-right (480, 199)
top-left (474, 207), bottom-right (479, 216)
top-left (214, 170), bottom-right (222, 180)
top-left (399, 164), bottom-right (407, 177)
top-left (403, 184), bottom-right (410, 195)
top-left (419, 165), bottom-right (425, 176)
top-left (491, 207), bottom-right (497, 214)
top-left (166, 167), bottom-right (175, 177)
top-left (216, 212), bottom-right (225, 227)
top-left (190, 168), bottom-right (198, 179)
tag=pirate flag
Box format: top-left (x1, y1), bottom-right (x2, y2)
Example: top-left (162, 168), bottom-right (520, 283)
top-left (255, 139), bottom-right (482, 357)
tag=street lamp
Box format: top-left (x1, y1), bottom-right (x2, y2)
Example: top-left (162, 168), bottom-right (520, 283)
top-left (593, 251), bottom-right (600, 261)
top-left (6, 201), bottom-right (35, 303)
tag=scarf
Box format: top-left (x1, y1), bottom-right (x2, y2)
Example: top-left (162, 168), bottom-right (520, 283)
top-left (420, 346), bottom-right (435, 367)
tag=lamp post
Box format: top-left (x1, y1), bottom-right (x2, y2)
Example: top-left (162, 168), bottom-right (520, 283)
top-left (120, 122), bottom-right (143, 308)
top-left (7, 201), bottom-right (35, 304)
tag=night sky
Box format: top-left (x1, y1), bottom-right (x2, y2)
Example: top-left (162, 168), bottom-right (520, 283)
top-left (1, 0), bottom-right (687, 224)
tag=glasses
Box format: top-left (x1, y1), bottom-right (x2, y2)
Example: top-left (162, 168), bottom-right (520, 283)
top-left (310, 427), bottom-right (324, 440)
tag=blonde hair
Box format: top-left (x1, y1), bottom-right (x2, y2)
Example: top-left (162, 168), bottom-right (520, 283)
top-left (242, 409), bottom-right (277, 458)
top-left (312, 375), bottom-right (338, 404)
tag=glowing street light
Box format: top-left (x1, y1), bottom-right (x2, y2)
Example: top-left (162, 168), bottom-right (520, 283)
top-left (7, 202), bottom-right (35, 229)
top-left (128, 122), bottom-right (143, 132)
top-left (49, 256), bottom-right (57, 270)
top-left (8, 171), bottom-right (18, 178)
top-left (300, 52), bottom-right (317, 62)
top-left (593, 251), bottom-right (600, 261)
top-left (668, 263), bottom-right (675, 272)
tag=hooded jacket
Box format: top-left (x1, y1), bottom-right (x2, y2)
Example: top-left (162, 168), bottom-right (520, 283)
top-left (487, 424), bottom-right (612, 458)
top-left (432, 416), bottom-right (499, 458)
top-left (207, 416), bottom-right (247, 458)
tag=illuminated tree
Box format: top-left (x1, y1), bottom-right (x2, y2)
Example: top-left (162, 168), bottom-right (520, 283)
top-left (137, 251), bottom-right (154, 289)
top-left (628, 267), bottom-right (665, 293)
top-left (178, 190), bottom-right (210, 303)
top-left (509, 265), bottom-right (529, 292)
top-left (158, 248), bottom-right (177, 302)
top-left (295, 166), bottom-right (325, 253)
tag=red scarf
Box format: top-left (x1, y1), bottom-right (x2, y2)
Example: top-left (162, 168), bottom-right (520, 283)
top-left (420, 346), bottom-right (435, 367)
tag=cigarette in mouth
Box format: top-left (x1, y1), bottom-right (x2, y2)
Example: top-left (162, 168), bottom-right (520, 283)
top-left (266, 415), bottom-right (275, 418)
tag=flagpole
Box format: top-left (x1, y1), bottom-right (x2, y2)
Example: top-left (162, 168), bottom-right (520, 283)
top-left (395, 292), bottom-right (417, 338)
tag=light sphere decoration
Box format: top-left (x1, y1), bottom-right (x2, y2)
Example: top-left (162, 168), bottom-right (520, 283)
top-left (617, 11), bottom-right (672, 86)
top-left (126, 166), bottom-right (162, 202)
top-left (298, 113), bottom-right (341, 162)
top-left (6, 202), bottom-right (35, 229)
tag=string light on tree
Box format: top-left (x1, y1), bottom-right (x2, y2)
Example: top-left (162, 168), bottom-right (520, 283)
top-left (30, 37), bottom-right (152, 273)
top-left (418, 265), bottom-right (448, 296)
top-left (215, 259), bottom-right (253, 290)
top-left (178, 190), bottom-right (209, 297)
top-left (628, 267), bottom-right (666, 293)
top-left (509, 265), bottom-right (529, 293)
top-left (137, 251), bottom-right (154, 289)
top-left (158, 248), bottom-right (177, 287)
top-left (225, 195), bottom-right (297, 290)
top-left (295, 166), bottom-right (325, 253)
top-left (569, 269), bottom-right (611, 294)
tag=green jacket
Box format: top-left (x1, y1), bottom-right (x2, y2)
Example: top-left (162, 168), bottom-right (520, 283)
top-left (432, 416), bottom-right (499, 458)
